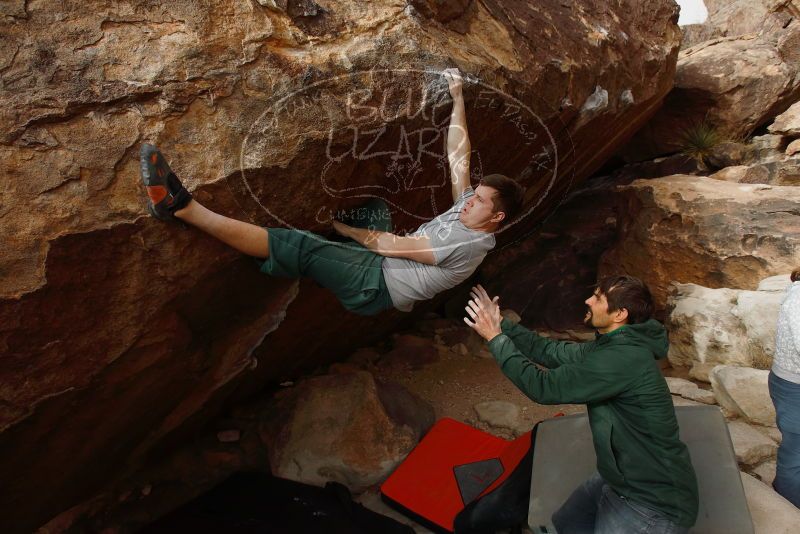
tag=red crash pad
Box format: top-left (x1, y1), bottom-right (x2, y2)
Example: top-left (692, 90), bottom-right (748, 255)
top-left (381, 418), bottom-right (531, 532)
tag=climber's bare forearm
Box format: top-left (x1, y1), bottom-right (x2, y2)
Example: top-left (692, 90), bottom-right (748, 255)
top-left (332, 221), bottom-right (436, 264)
top-left (446, 77), bottom-right (471, 201)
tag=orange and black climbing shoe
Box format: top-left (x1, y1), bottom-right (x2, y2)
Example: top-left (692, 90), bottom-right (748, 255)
top-left (139, 143), bottom-right (192, 221)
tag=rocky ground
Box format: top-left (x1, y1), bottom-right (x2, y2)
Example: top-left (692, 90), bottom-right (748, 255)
top-left (370, 320), bottom-right (588, 439)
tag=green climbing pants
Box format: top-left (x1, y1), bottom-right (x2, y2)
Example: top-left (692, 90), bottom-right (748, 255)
top-left (259, 199), bottom-right (395, 316)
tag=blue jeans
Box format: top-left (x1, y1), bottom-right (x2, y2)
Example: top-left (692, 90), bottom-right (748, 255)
top-left (769, 371), bottom-right (800, 508)
top-left (551, 473), bottom-right (688, 534)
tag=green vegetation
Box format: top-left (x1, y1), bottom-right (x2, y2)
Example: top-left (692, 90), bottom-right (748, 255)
top-left (676, 120), bottom-right (725, 170)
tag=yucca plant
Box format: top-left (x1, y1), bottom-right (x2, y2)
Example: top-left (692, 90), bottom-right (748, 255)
top-left (676, 119), bottom-right (725, 171)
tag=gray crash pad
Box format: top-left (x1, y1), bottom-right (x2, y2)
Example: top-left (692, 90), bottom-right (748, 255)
top-left (528, 405), bottom-right (753, 534)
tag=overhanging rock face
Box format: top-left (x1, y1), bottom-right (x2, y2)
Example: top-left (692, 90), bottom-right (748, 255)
top-left (0, 1), bottom-right (680, 529)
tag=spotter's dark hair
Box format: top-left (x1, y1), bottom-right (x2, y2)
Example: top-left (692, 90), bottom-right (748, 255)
top-left (596, 275), bottom-right (654, 325)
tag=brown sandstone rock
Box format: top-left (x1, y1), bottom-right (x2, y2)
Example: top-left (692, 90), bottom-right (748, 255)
top-left (710, 158), bottom-right (800, 186)
top-left (704, 141), bottom-right (756, 169)
top-left (409, 0), bottom-right (472, 24)
top-left (752, 459), bottom-right (777, 486)
top-left (0, 1), bottom-right (682, 529)
top-left (259, 371), bottom-right (430, 492)
top-left (623, 35), bottom-right (800, 162)
top-left (759, 158), bottom-right (800, 185)
top-left (680, 23), bottom-right (722, 51)
top-left (680, 0), bottom-right (796, 49)
top-left (599, 176), bottom-right (800, 312)
top-left (664, 377), bottom-right (717, 404)
top-left (728, 421), bottom-right (778, 466)
top-left (769, 99), bottom-right (800, 136)
top-left (749, 133), bottom-right (791, 161)
top-left (374, 378), bottom-right (436, 441)
top-left (710, 165), bottom-right (763, 182)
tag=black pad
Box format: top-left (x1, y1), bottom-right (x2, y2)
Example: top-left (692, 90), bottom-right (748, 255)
top-left (454, 458), bottom-right (505, 505)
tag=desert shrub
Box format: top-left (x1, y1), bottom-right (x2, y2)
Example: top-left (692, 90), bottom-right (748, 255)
top-left (676, 120), bottom-right (725, 170)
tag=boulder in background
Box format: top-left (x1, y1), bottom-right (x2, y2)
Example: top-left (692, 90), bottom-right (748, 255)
top-left (711, 366), bottom-right (776, 426)
top-left (666, 275), bottom-right (790, 380)
top-left (599, 176), bottom-right (800, 313)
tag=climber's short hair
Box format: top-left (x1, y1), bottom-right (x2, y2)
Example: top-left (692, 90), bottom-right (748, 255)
top-left (479, 174), bottom-right (525, 226)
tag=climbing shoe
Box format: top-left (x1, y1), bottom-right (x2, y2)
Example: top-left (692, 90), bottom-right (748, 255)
top-left (139, 143), bottom-right (192, 221)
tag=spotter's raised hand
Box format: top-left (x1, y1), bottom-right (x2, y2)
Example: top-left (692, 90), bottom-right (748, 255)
top-left (464, 285), bottom-right (502, 342)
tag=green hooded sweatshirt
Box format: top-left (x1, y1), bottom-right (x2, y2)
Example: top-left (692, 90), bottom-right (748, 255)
top-left (488, 318), bottom-right (699, 528)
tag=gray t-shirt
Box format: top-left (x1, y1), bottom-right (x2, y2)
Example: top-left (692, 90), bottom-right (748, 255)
top-left (382, 188), bottom-right (496, 312)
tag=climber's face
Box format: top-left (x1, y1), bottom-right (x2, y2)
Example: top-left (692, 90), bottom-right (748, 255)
top-left (459, 185), bottom-right (505, 231)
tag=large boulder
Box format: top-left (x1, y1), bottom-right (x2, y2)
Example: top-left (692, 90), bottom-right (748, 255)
top-left (478, 152), bottom-right (702, 331)
top-left (260, 371), bottom-right (433, 492)
top-left (622, 33), bottom-right (800, 161)
top-left (627, 1), bottom-right (800, 163)
top-left (711, 366), bottom-right (776, 426)
top-left (599, 176), bottom-right (800, 312)
top-left (0, 1), bottom-right (685, 529)
top-left (666, 275), bottom-right (790, 380)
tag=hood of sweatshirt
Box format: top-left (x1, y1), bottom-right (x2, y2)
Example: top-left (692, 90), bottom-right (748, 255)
top-left (597, 318), bottom-right (669, 359)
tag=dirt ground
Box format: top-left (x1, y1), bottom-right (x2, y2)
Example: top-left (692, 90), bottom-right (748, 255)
top-left (371, 335), bottom-right (587, 439)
